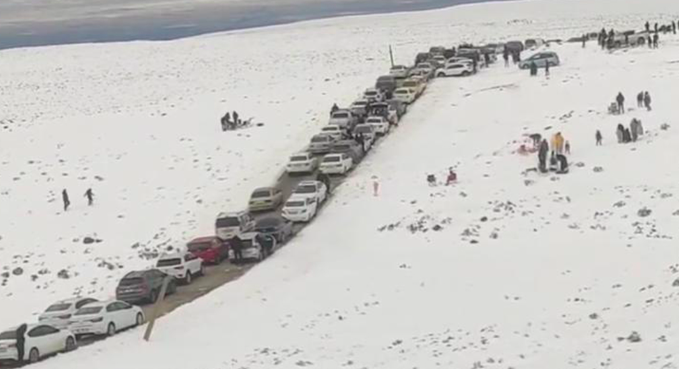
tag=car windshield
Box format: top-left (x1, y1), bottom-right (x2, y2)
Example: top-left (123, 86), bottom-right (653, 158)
top-left (188, 242), bottom-right (212, 252)
top-left (295, 185), bottom-right (316, 194)
top-left (216, 217), bottom-right (240, 228)
top-left (251, 190), bottom-right (271, 198)
top-left (286, 201), bottom-right (306, 207)
top-left (157, 258), bottom-right (181, 267)
top-left (311, 136), bottom-right (328, 143)
top-left (45, 303), bottom-right (71, 312)
top-left (365, 91), bottom-right (377, 96)
top-left (75, 307), bottom-right (103, 315)
top-left (403, 81), bottom-right (416, 87)
top-left (353, 101), bottom-right (367, 107)
top-left (322, 126), bottom-right (338, 132)
top-left (334, 144), bottom-right (350, 151)
top-left (290, 156), bottom-right (308, 162)
top-left (355, 126), bottom-right (372, 133)
top-left (323, 156), bottom-right (341, 163)
top-left (367, 118), bottom-right (381, 123)
top-left (256, 218), bottom-right (280, 228)
top-left (332, 112), bottom-right (348, 118)
top-left (119, 277), bottom-right (144, 286)
top-left (0, 330), bottom-right (17, 340)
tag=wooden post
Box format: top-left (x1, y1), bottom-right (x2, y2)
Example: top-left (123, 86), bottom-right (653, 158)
top-left (143, 276), bottom-right (171, 341)
top-left (389, 45), bottom-right (395, 68)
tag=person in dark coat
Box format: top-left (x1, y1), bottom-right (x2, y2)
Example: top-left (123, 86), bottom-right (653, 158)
top-left (84, 188), bottom-right (94, 206)
top-left (62, 189), bottom-right (70, 211)
top-left (330, 104), bottom-right (339, 115)
top-left (623, 127), bottom-right (631, 143)
top-left (647, 35), bottom-right (653, 48)
top-left (316, 172), bottom-right (331, 194)
top-left (645, 21), bottom-right (650, 32)
top-left (654, 22), bottom-right (659, 33)
top-left (616, 124), bottom-right (624, 143)
top-left (230, 235), bottom-right (243, 263)
top-left (255, 233), bottom-right (273, 258)
top-left (545, 61), bottom-right (550, 76)
top-left (232, 111), bottom-right (239, 126)
top-left (556, 154), bottom-right (569, 174)
top-left (643, 91), bottom-right (652, 111)
top-left (637, 91), bottom-right (644, 107)
top-left (595, 130), bottom-right (603, 146)
top-left (616, 92), bottom-right (625, 113)
top-left (530, 61), bottom-right (538, 76)
top-left (538, 139), bottom-right (549, 173)
top-left (472, 58), bottom-right (478, 73)
top-left (16, 323), bottom-right (27, 363)
top-left (503, 49), bottom-right (509, 66)
top-left (673, 21), bottom-right (677, 34)
top-left (653, 33), bottom-right (659, 48)
top-left (220, 113), bottom-right (230, 131)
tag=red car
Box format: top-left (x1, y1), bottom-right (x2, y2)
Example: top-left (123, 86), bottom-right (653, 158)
top-left (187, 236), bottom-right (229, 264)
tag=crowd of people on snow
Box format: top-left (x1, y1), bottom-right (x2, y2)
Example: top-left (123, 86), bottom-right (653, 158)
top-left (220, 110), bottom-right (251, 131)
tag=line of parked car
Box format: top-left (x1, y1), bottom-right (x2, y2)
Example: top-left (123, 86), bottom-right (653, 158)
top-left (1, 38), bottom-right (564, 367)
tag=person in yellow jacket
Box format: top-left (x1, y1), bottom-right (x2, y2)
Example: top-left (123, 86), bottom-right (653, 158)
top-left (551, 132), bottom-right (564, 154)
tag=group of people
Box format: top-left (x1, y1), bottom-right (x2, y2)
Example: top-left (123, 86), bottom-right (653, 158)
top-left (597, 27), bottom-right (660, 50)
top-left (426, 167), bottom-right (458, 186)
top-left (615, 118), bottom-right (645, 144)
top-left (61, 188), bottom-right (94, 211)
top-left (536, 132), bottom-right (570, 174)
top-left (528, 60), bottom-right (549, 77)
top-left (220, 110), bottom-right (246, 131)
top-left (502, 48), bottom-right (522, 66)
top-left (636, 91), bottom-right (652, 111)
top-left (228, 233), bottom-right (276, 263)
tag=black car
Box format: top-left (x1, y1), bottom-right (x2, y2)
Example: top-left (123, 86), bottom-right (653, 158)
top-left (255, 216), bottom-right (294, 243)
top-left (116, 269), bottom-right (177, 305)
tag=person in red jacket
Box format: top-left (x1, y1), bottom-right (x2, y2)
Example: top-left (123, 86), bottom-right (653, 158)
top-left (446, 168), bottom-right (457, 185)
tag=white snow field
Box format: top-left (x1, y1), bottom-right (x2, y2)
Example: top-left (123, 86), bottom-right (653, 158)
top-left (3, 0), bottom-right (679, 367)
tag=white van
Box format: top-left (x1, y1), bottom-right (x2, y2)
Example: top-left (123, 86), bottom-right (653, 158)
top-left (215, 211), bottom-right (255, 240)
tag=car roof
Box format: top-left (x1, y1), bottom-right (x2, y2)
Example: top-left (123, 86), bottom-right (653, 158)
top-left (332, 109), bottom-right (351, 114)
top-left (159, 252), bottom-right (183, 259)
top-left (252, 187), bottom-right (275, 193)
top-left (79, 300), bottom-right (113, 308)
top-left (298, 180), bottom-right (320, 186)
top-left (189, 236), bottom-right (221, 243)
top-left (52, 296), bottom-right (93, 304)
top-left (291, 152), bottom-right (311, 157)
top-left (217, 211), bottom-right (247, 218)
top-left (322, 125), bottom-right (340, 130)
top-left (123, 270), bottom-right (150, 278)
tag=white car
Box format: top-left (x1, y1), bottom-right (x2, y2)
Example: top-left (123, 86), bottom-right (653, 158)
top-left (320, 153), bottom-right (353, 175)
top-left (393, 88), bottom-right (416, 104)
top-left (281, 196), bottom-right (318, 223)
top-left (363, 88), bottom-right (384, 103)
top-left (228, 232), bottom-right (277, 261)
top-left (215, 211), bottom-right (255, 240)
top-left (38, 297), bottom-right (99, 329)
top-left (319, 125), bottom-right (344, 141)
top-left (328, 109), bottom-right (358, 129)
top-left (155, 251), bottom-right (204, 284)
top-left (436, 62), bottom-right (474, 77)
top-left (402, 78), bottom-right (425, 97)
top-left (389, 65), bottom-right (409, 78)
top-left (286, 152), bottom-right (319, 174)
top-left (291, 180), bottom-right (327, 204)
top-left (445, 57), bottom-right (473, 66)
top-left (430, 54), bottom-right (447, 67)
top-left (0, 324), bottom-right (77, 364)
top-left (68, 300), bottom-right (145, 337)
top-left (365, 116), bottom-right (391, 135)
top-left (350, 99), bottom-right (370, 118)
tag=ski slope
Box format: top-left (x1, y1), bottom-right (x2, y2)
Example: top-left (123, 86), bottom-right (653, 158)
top-left (3, 0), bottom-right (679, 367)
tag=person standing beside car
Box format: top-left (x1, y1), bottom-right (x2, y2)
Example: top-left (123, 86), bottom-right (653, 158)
top-left (15, 323), bottom-right (27, 364)
top-left (230, 235), bottom-right (243, 264)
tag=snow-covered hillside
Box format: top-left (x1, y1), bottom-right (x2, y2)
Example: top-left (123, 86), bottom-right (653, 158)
top-left (3, 0), bottom-right (679, 367)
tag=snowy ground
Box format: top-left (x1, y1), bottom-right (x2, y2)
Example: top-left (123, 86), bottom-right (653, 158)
top-left (3, 0), bottom-right (679, 367)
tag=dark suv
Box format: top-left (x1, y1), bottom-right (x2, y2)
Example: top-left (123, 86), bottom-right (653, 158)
top-left (115, 269), bottom-right (177, 305)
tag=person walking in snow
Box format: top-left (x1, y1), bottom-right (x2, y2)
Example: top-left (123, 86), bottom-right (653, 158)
top-left (645, 21), bottom-right (650, 33)
top-left (636, 91), bottom-right (644, 107)
top-left (616, 92), bottom-right (625, 113)
top-left (564, 141), bottom-right (571, 154)
top-left (15, 323), bottom-right (27, 364)
top-left (503, 49), bottom-right (509, 66)
top-left (630, 120), bottom-right (639, 142)
top-left (653, 33), bottom-right (659, 48)
top-left (62, 189), bottom-right (70, 211)
top-left (330, 103), bottom-right (339, 115)
top-left (84, 188), bottom-right (94, 206)
top-left (643, 91), bottom-right (652, 111)
top-left (595, 130), bottom-right (603, 146)
top-left (616, 124), bottom-right (624, 143)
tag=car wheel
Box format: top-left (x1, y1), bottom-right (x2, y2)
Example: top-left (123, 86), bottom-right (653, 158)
top-left (135, 313), bottom-right (145, 327)
top-left (462, 71), bottom-right (470, 76)
top-left (106, 323), bottom-right (116, 337)
top-left (65, 336), bottom-right (77, 352)
top-left (437, 72), bottom-right (445, 78)
top-left (28, 348), bottom-right (40, 364)
top-left (184, 271), bottom-right (193, 285)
